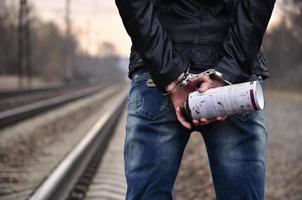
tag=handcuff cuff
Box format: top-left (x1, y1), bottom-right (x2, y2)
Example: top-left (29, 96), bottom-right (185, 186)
top-left (163, 68), bottom-right (232, 96)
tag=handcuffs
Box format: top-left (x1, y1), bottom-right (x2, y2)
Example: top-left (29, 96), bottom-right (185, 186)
top-left (163, 68), bottom-right (232, 96)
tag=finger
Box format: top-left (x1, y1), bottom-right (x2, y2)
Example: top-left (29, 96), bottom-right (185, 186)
top-left (177, 113), bottom-right (192, 129)
top-left (199, 75), bottom-right (213, 84)
top-left (194, 117), bottom-right (219, 126)
top-left (176, 107), bottom-right (192, 129)
top-left (193, 119), bottom-right (205, 126)
top-left (198, 82), bottom-right (211, 93)
top-left (216, 116), bottom-right (224, 121)
top-left (186, 78), bottom-right (201, 90)
top-left (216, 116), bottom-right (227, 121)
top-left (206, 117), bottom-right (225, 123)
top-left (189, 75), bottom-right (210, 87)
top-left (192, 119), bottom-right (199, 125)
top-left (192, 119), bottom-right (205, 126)
top-left (200, 118), bottom-right (210, 125)
top-left (197, 75), bottom-right (214, 93)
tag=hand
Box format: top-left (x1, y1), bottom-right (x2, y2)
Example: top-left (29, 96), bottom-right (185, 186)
top-left (192, 75), bottom-right (228, 126)
top-left (166, 74), bottom-right (227, 129)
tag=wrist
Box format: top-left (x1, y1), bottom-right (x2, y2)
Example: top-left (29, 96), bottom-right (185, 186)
top-left (165, 73), bottom-right (184, 92)
top-left (204, 69), bottom-right (232, 85)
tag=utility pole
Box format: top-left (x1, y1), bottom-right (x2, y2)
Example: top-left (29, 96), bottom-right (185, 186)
top-left (64, 0), bottom-right (73, 84)
top-left (25, 3), bottom-right (32, 87)
top-left (17, 0), bottom-right (26, 88)
top-left (17, 0), bottom-right (31, 88)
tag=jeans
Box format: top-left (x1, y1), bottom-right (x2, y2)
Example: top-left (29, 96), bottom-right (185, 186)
top-left (124, 69), bottom-right (268, 200)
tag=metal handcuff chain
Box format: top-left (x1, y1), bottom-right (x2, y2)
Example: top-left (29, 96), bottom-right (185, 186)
top-left (163, 68), bottom-right (231, 96)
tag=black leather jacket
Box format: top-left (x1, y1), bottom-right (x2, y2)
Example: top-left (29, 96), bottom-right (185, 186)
top-left (116, 0), bottom-right (275, 91)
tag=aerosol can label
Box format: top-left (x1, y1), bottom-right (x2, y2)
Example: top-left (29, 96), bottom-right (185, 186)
top-left (182, 81), bottom-right (264, 120)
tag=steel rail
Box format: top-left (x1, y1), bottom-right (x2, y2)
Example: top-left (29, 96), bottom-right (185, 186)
top-left (0, 81), bottom-right (103, 98)
top-left (28, 89), bottom-right (127, 200)
top-left (0, 85), bottom-right (64, 98)
top-left (0, 84), bottom-right (110, 128)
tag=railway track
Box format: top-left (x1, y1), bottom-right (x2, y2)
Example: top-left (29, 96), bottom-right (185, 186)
top-left (2, 86), bottom-right (300, 200)
top-left (0, 83), bottom-right (109, 128)
top-left (28, 89), bottom-right (127, 200)
top-left (0, 82), bottom-right (102, 99)
top-left (0, 85), bottom-right (63, 99)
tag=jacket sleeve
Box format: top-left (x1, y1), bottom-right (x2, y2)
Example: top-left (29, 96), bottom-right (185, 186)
top-left (214, 0), bottom-right (276, 83)
top-left (115, 0), bottom-right (189, 91)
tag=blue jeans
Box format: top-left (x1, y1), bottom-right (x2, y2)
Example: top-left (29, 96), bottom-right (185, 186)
top-left (124, 69), bottom-right (268, 200)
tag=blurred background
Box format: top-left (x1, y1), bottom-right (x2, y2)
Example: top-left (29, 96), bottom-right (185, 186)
top-left (0, 0), bottom-right (128, 90)
top-left (0, 0), bottom-right (301, 90)
top-left (0, 0), bottom-right (301, 200)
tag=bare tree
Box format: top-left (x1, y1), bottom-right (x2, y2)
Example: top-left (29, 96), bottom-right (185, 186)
top-left (263, 5), bottom-right (302, 90)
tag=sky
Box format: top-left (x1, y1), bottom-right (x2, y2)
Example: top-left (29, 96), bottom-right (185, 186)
top-left (29, 0), bottom-right (283, 58)
top-left (30, 0), bottom-right (131, 57)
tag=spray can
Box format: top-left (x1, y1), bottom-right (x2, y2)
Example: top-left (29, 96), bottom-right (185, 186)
top-left (181, 81), bottom-right (264, 122)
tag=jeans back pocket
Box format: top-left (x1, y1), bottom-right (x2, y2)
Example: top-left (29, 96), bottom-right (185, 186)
top-left (134, 72), bottom-right (173, 120)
